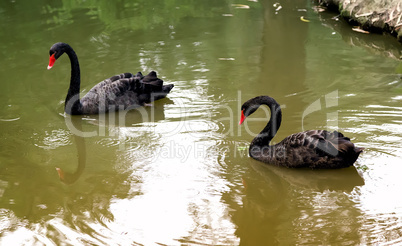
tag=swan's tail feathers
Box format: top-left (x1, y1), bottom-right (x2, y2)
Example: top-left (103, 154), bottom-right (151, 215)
top-left (142, 80), bottom-right (163, 93)
top-left (162, 84), bottom-right (174, 93)
top-left (135, 72), bottom-right (144, 79)
top-left (108, 72), bottom-right (135, 82)
top-left (151, 84), bottom-right (174, 101)
top-left (139, 71), bottom-right (168, 93)
top-left (355, 147), bottom-right (364, 154)
top-left (142, 71), bottom-right (158, 83)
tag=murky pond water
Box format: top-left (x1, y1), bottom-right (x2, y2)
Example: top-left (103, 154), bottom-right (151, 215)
top-left (1, 0), bottom-right (402, 245)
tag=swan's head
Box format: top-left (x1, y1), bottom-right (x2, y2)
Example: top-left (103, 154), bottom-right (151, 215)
top-left (239, 99), bottom-right (262, 125)
top-left (47, 42), bottom-right (70, 70)
top-left (239, 96), bottom-right (277, 125)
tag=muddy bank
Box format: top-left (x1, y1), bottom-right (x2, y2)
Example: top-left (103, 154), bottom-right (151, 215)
top-left (316, 0), bottom-right (402, 43)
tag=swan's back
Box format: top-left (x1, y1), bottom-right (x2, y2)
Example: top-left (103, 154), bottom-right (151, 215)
top-left (79, 71), bottom-right (173, 114)
top-left (256, 130), bottom-right (363, 169)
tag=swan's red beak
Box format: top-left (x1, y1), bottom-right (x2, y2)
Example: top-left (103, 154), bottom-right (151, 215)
top-left (47, 54), bottom-right (56, 70)
top-left (239, 110), bottom-right (246, 125)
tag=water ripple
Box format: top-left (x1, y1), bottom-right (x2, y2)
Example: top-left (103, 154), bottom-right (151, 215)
top-left (0, 117), bottom-right (20, 122)
top-left (34, 129), bottom-right (72, 150)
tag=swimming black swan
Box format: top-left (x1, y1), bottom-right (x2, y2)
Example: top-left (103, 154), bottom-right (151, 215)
top-left (47, 42), bottom-right (174, 115)
top-left (239, 96), bottom-right (364, 169)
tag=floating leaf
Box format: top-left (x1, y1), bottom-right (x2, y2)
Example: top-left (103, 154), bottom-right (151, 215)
top-left (300, 16), bottom-right (310, 22)
top-left (352, 27), bottom-right (370, 34)
top-left (232, 4), bottom-right (250, 9)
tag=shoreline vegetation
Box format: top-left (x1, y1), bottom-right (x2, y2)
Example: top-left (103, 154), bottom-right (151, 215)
top-left (316, 0), bottom-right (402, 44)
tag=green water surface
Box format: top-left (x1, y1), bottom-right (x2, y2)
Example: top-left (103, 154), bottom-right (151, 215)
top-left (1, 0), bottom-right (402, 245)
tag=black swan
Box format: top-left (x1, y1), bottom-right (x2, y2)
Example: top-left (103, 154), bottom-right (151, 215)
top-left (239, 96), bottom-right (364, 169)
top-left (47, 42), bottom-right (174, 115)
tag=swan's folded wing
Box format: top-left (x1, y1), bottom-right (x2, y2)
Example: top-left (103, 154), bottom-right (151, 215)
top-left (100, 71), bottom-right (167, 94)
top-left (306, 130), bottom-right (356, 156)
top-left (86, 73), bottom-right (135, 92)
top-left (108, 73), bottom-right (134, 82)
top-left (81, 71), bottom-right (173, 113)
top-left (83, 76), bottom-right (136, 103)
top-left (285, 130), bottom-right (341, 156)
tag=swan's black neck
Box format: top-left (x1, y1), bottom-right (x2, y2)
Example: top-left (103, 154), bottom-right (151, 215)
top-left (249, 96), bottom-right (282, 148)
top-left (63, 44), bottom-right (82, 114)
top-left (58, 118), bottom-right (86, 184)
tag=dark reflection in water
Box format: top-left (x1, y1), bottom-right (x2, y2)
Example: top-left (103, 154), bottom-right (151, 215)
top-left (231, 161), bottom-right (364, 245)
top-left (317, 9), bottom-right (402, 60)
top-left (216, 136), bottom-right (365, 245)
top-left (56, 117), bottom-right (86, 185)
top-left (58, 100), bottom-right (171, 184)
top-left (249, 162), bottom-right (364, 192)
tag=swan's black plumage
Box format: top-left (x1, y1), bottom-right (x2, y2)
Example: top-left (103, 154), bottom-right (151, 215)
top-left (47, 42), bottom-right (174, 115)
top-left (239, 96), bottom-right (364, 169)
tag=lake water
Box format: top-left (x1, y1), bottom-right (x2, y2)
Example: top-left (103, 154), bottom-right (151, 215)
top-left (1, 0), bottom-right (402, 245)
